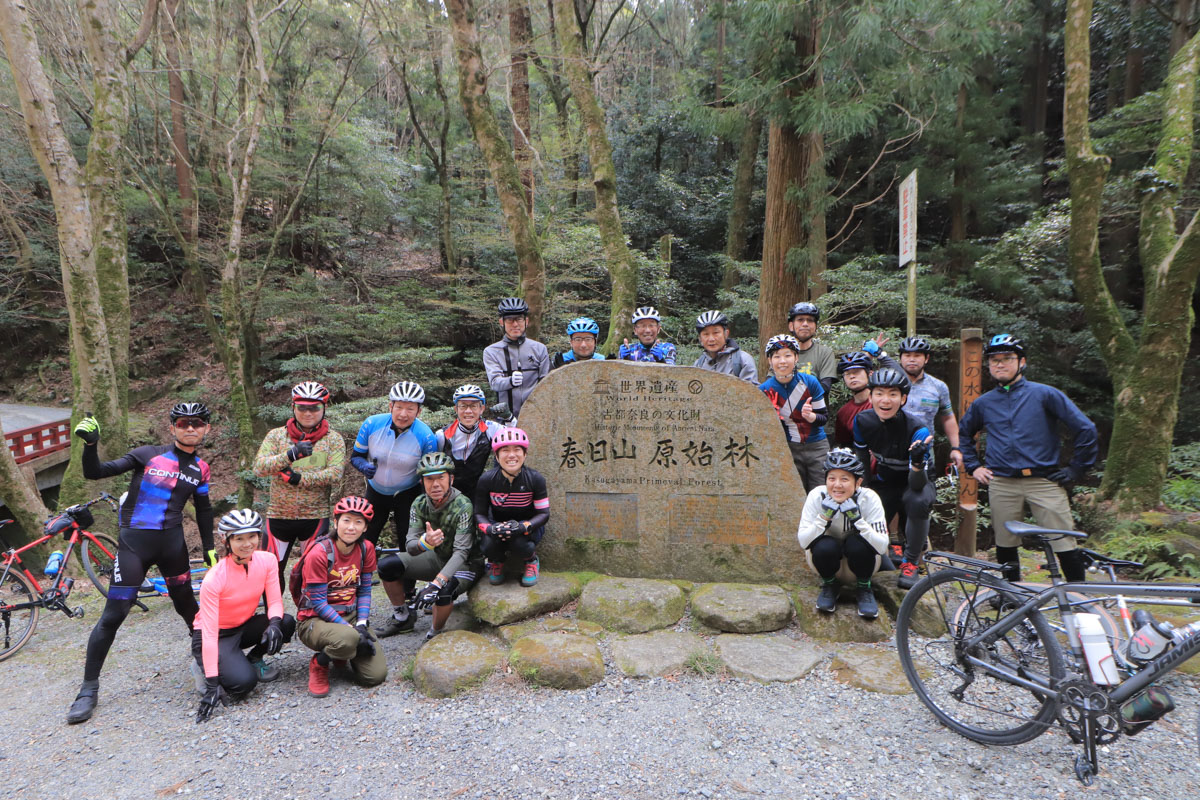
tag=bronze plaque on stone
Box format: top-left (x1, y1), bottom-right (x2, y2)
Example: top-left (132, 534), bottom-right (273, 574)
top-left (518, 361), bottom-right (807, 582)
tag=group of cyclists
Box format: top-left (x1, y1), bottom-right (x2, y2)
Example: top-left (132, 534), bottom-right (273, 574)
top-left (59, 296), bottom-right (1098, 723)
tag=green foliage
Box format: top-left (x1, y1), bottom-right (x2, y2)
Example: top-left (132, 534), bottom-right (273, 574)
top-left (1163, 443), bottom-right (1200, 512)
top-left (1095, 522), bottom-right (1200, 580)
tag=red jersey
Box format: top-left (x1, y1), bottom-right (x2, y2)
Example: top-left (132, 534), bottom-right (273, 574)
top-left (298, 539), bottom-right (377, 622)
top-left (835, 396), bottom-right (873, 447)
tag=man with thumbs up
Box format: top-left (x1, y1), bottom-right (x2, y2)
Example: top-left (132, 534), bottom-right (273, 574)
top-left (375, 452), bottom-right (482, 640)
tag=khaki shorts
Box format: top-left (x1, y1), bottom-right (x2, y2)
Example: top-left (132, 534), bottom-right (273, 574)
top-left (988, 476), bottom-right (1078, 552)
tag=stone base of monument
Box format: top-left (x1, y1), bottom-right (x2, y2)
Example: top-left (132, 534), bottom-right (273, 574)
top-left (829, 646), bottom-right (913, 694)
top-left (577, 577), bottom-right (687, 633)
top-left (793, 586), bottom-right (894, 643)
top-left (508, 633), bottom-right (605, 689)
top-left (611, 630), bottom-right (708, 677)
top-left (714, 634), bottom-right (827, 683)
top-left (412, 631), bottom-right (505, 698)
top-left (689, 583), bottom-right (794, 633)
top-left (465, 573), bottom-right (582, 626)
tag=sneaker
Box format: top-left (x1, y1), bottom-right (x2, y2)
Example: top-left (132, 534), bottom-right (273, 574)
top-left (816, 582), bottom-right (838, 613)
top-left (190, 659), bottom-right (206, 693)
top-left (488, 561), bottom-right (506, 585)
top-left (889, 543), bottom-right (904, 562)
top-left (250, 657), bottom-right (280, 682)
top-left (425, 627), bottom-right (441, 641)
top-left (307, 654), bottom-right (330, 698)
top-left (377, 610), bottom-right (416, 638)
top-left (521, 557), bottom-right (539, 587)
top-left (897, 560), bottom-right (920, 590)
top-left (856, 585), bottom-right (879, 619)
top-left (66, 681), bottom-right (99, 725)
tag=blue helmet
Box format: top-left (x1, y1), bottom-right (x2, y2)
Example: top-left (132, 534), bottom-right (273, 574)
top-left (984, 333), bottom-right (1024, 358)
top-left (566, 317), bottom-right (600, 337)
top-left (837, 351), bottom-right (873, 376)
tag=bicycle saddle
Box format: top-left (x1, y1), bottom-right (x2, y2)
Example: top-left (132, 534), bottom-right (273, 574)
top-left (1005, 521), bottom-right (1087, 539)
top-left (1077, 547), bottom-right (1142, 569)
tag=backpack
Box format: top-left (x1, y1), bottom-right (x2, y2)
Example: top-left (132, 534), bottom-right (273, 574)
top-left (289, 535), bottom-right (367, 610)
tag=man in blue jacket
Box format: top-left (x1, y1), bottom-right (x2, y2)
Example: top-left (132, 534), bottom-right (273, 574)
top-left (958, 334), bottom-right (1098, 583)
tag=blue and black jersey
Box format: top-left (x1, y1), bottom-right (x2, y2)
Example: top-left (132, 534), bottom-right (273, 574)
top-left (351, 414), bottom-right (438, 495)
top-left (852, 409), bottom-right (932, 485)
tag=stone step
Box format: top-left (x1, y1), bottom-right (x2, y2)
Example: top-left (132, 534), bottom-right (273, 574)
top-left (577, 577), bottom-right (686, 633)
top-left (611, 630), bottom-right (707, 677)
top-left (690, 582), bottom-right (793, 633)
top-left (509, 632), bottom-right (605, 689)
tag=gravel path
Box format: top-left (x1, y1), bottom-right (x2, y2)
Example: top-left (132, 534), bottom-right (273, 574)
top-left (4, 589), bottom-right (1199, 800)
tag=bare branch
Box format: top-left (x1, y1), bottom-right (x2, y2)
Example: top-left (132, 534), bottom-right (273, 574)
top-left (125, 0), bottom-right (159, 64)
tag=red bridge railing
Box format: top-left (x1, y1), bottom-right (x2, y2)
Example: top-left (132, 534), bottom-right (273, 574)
top-left (5, 420), bottom-right (71, 465)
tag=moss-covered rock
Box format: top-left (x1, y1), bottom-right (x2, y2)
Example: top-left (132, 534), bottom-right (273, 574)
top-left (509, 633), bottom-right (605, 689)
top-left (871, 572), bottom-right (946, 638)
top-left (830, 646), bottom-right (912, 694)
top-left (497, 617), bottom-right (606, 645)
top-left (714, 634), bottom-right (826, 683)
top-left (611, 631), bottom-right (707, 677)
top-left (690, 583), bottom-right (793, 633)
top-left (466, 573), bottom-right (581, 626)
top-left (412, 631), bottom-right (504, 698)
top-left (793, 586), bottom-right (893, 643)
top-left (577, 577), bottom-right (686, 633)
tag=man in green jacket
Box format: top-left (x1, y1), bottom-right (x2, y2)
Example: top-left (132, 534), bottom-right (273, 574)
top-left (375, 452), bottom-right (483, 640)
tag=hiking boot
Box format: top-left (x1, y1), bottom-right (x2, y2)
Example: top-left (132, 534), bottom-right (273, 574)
top-left (66, 680), bottom-right (99, 725)
top-left (897, 560), bottom-right (921, 590)
top-left (250, 657), bottom-right (280, 682)
top-left (377, 610), bottom-right (415, 638)
top-left (1001, 561), bottom-right (1022, 584)
top-left (487, 561), bottom-right (506, 585)
top-left (816, 582), bottom-right (838, 613)
top-left (856, 585), bottom-right (879, 619)
top-left (307, 654), bottom-right (330, 698)
top-left (189, 659), bottom-right (206, 693)
top-left (521, 557), bottom-right (539, 587)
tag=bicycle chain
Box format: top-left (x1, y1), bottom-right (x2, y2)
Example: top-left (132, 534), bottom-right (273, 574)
top-left (1055, 678), bottom-right (1121, 745)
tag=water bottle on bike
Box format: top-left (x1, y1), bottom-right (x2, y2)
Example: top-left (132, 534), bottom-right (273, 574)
top-left (44, 550), bottom-right (65, 577)
top-left (1122, 610), bottom-right (1200, 664)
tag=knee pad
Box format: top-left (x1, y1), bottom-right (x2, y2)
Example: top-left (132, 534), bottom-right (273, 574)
top-left (377, 554), bottom-right (406, 582)
top-left (434, 578), bottom-right (460, 607)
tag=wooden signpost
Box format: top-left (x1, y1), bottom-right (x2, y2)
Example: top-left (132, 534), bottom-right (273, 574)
top-left (956, 328), bottom-right (984, 556)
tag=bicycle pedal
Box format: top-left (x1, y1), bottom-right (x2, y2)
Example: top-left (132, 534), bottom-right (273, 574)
top-left (71, 606), bottom-right (85, 618)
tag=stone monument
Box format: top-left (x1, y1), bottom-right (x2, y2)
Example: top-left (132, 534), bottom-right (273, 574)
top-left (517, 361), bottom-right (808, 583)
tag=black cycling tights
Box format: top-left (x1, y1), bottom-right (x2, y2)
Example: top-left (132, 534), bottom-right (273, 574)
top-left (83, 528), bottom-right (198, 682)
top-left (809, 533), bottom-right (878, 581)
top-left (480, 532), bottom-right (538, 564)
top-left (190, 614), bottom-right (297, 697)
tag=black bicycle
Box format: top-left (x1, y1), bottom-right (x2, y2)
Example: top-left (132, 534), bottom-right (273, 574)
top-left (895, 521), bottom-right (1200, 785)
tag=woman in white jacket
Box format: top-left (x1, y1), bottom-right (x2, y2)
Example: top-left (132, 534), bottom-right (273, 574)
top-left (797, 449), bottom-right (888, 618)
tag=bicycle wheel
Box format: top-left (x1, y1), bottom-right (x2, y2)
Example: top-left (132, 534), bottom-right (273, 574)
top-left (81, 532), bottom-right (120, 597)
top-left (0, 569), bottom-right (40, 661)
top-left (896, 569), bottom-right (1064, 745)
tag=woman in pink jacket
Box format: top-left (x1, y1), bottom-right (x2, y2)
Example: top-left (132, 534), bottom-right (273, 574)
top-left (192, 509), bottom-right (295, 722)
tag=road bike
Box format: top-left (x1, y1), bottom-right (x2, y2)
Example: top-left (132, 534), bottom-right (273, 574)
top-left (895, 521), bottom-right (1200, 785)
top-left (0, 493), bottom-right (121, 660)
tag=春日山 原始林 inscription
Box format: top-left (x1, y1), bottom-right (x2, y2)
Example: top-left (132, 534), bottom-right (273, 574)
top-left (518, 361), bottom-right (808, 582)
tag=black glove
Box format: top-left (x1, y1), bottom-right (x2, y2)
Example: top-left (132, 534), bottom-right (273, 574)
top-left (281, 469), bottom-right (302, 486)
top-left (484, 523), bottom-right (497, 538)
top-left (415, 583), bottom-right (442, 609)
top-left (261, 617), bottom-right (284, 655)
top-left (74, 416), bottom-right (101, 445)
top-left (196, 678), bottom-right (225, 723)
top-left (819, 496), bottom-right (841, 522)
top-left (1048, 467), bottom-right (1077, 487)
top-left (286, 440), bottom-right (314, 462)
top-left (355, 624), bottom-right (375, 658)
top-left (908, 437), bottom-right (931, 463)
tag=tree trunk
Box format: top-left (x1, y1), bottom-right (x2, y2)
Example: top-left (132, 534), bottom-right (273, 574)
top-left (0, 0), bottom-right (122, 507)
top-left (723, 108), bottom-right (762, 281)
top-left (1022, 0), bottom-right (1052, 202)
top-left (1125, 0), bottom-right (1146, 103)
top-left (949, 83), bottom-right (969, 275)
top-left (446, 0), bottom-right (546, 339)
top-left (553, 0), bottom-right (637, 355)
top-left (163, 0), bottom-right (198, 244)
top-left (1172, 0), bottom-right (1197, 57)
top-left (509, 0), bottom-right (535, 214)
top-left (0, 440), bottom-right (50, 546)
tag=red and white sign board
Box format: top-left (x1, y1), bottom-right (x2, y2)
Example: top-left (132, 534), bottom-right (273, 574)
top-left (899, 169), bottom-right (917, 266)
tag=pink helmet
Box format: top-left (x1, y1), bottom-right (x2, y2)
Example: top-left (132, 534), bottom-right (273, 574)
top-left (491, 427), bottom-right (530, 452)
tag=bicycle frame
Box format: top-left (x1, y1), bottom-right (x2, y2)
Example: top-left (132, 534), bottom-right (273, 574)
top-left (0, 526), bottom-right (86, 603)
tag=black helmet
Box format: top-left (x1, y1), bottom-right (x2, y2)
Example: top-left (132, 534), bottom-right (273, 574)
top-left (497, 297), bottom-right (529, 317)
top-left (984, 333), bottom-right (1024, 358)
top-left (787, 301), bottom-right (820, 322)
top-left (837, 351), bottom-right (873, 376)
top-left (170, 402), bottom-right (211, 422)
top-left (824, 448), bottom-right (865, 478)
top-left (898, 336), bottom-right (931, 354)
top-left (868, 368), bottom-right (911, 394)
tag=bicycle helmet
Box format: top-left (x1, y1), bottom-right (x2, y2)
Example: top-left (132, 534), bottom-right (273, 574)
top-left (491, 427), bottom-right (531, 452)
top-left (868, 368), bottom-right (911, 394)
top-left (217, 508), bottom-right (264, 539)
top-left (417, 451), bottom-right (455, 477)
top-left (984, 333), bottom-right (1025, 358)
top-left (497, 297), bottom-right (529, 317)
top-left (898, 337), bottom-right (932, 354)
top-left (764, 334), bottom-right (801, 355)
top-left (333, 495), bottom-right (374, 521)
top-left (566, 317), bottom-right (600, 337)
top-left (452, 384), bottom-right (486, 405)
top-left (631, 306), bottom-right (660, 324)
top-left (824, 448), bottom-right (865, 478)
top-left (695, 310), bottom-right (729, 332)
top-left (169, 402), bottom-right (211, 422)
top-left (291, 381), bottom-right (331, 404)
top-left (837, 351), bottom-right (873, 376)
top-left (388, 381), bottom-right (425, 404)
top-left (787, 301), bottom-right (820, 322)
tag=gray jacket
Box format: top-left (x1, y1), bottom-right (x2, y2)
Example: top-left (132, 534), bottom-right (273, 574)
top-left (483, 336), bottom-right (550, 417)
top-left (692, 341), bottom-right (758, 383)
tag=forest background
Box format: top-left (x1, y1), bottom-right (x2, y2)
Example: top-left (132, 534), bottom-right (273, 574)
top-left (1, 0), bottom-right (1198, 576)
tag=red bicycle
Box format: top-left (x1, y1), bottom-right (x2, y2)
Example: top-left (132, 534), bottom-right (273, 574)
top-left (0, 493), bottom-right (120, 661)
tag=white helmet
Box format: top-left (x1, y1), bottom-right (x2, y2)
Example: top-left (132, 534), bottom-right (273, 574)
top-left (217, 508), bottom-right (264, 540)
top-left (632, 306), bottom-right (660, 324)
top-left (453, 384), bottom-right (486, 404)
top-left (388, 381), bottom-right (425, 404)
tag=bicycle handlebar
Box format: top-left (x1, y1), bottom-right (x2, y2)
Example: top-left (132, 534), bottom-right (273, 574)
top-left (62, 492), bottom-right (119, 516)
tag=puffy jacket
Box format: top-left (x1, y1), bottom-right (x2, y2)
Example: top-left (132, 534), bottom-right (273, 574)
top-left (692, 341), bottom-right (758, 382)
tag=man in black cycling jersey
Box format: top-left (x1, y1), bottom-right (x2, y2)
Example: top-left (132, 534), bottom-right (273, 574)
top-left (67, 402), bottom-right (216, 724)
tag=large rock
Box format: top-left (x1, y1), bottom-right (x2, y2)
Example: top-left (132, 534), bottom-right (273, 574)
top-left (793, 586), bottom-right (893, 643)
top-left (690, 583), bottom-right (793, 633)
top-left (509, 633), bottom-right (605, 689)
top-left (497, 617), bottom-right (606, 645)
top-left (466, 573), bottom-right (580, 626)
top-left (714, 634), bottom-right (826, 682)
top-left (517, 361), bottom-right (809, 582)
top-left (412, 631), bottom-right (504, 698)
top-left (578, 577), bottom-right (686, 633)
top-left (612, 631), bottom-right (707, 677)
top-left (871, 572), bottom-right (946, 638)
top-left (830, 646), bottom-right (912, 694)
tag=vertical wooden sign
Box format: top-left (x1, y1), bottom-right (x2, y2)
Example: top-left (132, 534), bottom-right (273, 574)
top-left (956, 328), bottom-right (984, 556)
